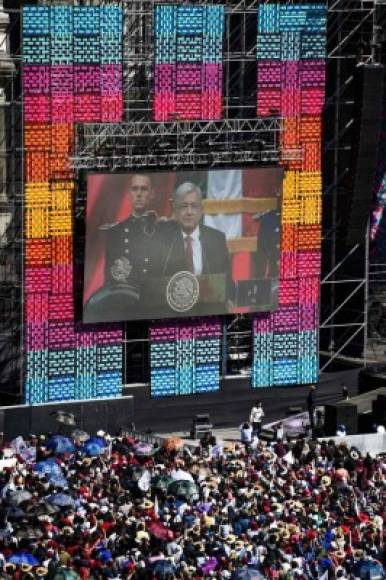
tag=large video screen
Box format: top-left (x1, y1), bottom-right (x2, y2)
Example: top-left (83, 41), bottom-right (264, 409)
top-left (83, 168), bottom-right (283, 323)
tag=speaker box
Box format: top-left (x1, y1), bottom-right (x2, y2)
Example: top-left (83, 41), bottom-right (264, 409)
top-left (372, 394), bottom-right (386, 425)
top-left (324, 402), bottom-right (358, 436)
top-left (345, 64), bottom-right (384, 246)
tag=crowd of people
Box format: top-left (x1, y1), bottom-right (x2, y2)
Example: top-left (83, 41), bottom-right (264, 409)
top-left (0, 427), bottom-right (384, 579)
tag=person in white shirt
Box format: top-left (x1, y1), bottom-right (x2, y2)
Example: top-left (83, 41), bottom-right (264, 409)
top-left (249, 401), bottom-right (264, 438)
top-left (239, 422), bottom-right (253, 450)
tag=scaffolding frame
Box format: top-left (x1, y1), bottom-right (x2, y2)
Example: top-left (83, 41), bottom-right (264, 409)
top-left (321, 0), bottom-right (383, 370)
top-left (0, 2), bottom-right (23, 402)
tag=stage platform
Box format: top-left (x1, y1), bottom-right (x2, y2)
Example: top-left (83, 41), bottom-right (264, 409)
top-left (125, 368), bottom-right (360, 433)
top-left (0, 369), bottom-right (360, 439)
top-left (0, 396), bottom-right (134, 440)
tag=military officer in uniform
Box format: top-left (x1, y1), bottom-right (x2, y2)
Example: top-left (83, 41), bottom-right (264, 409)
top-left (84, 174), bottom-right (161, 323)
top-left (103, 173), bottom-right (159, 287)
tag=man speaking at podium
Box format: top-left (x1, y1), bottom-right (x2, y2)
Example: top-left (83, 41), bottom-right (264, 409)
top-left (158, 182), bottom-right (234, 315)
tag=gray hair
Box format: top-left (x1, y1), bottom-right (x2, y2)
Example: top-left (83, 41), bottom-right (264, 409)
top-left (173, 182), bottom-right (202, 205)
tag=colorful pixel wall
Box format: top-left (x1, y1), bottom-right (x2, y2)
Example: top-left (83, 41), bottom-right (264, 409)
top-left (253, 3), bottom-right (326, 386)
top-left (154, 5), bottom-right (224, 121)
top-left (23, 5), bottom-right (124, 403)
top-left (150, 319), bottom-right (221, 397)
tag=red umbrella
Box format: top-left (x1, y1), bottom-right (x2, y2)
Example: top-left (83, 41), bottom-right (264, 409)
top-left (148, 521), bottom-right (173, 541)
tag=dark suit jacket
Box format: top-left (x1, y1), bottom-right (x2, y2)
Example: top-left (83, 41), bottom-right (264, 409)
top-left (157, 220), bottom-right (234, 306)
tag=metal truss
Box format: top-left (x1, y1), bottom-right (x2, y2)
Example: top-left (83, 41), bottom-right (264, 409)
top-left (73, 148), bottom-right (299, 171)
top-left (73, 117), bottom-right (284, 167)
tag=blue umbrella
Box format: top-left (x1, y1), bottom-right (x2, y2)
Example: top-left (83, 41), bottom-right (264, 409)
top-left (151, 560), bottom-right (175, 576)
top-left (8, 552), bottom-right (39, 566)
top-left (47, 493), bottom-right (75, 508)
top-left (48, 474), bottom-right (68, 489)
top-left (82, 441), bottom-right (103, 457)
top-left (86, 436), bottom-right (106, 448)
top-left (231, 569), bottom-right (264, 580)
top-left (47, 435), bottom-right (75, 455)
top-left (35, 458), bottom-right (62, 477)
top-left (353, 560), bottom-right (384, 580)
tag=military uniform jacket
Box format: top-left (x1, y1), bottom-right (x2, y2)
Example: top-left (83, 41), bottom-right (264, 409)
top-left (103, 212), bottom-right (160, 290)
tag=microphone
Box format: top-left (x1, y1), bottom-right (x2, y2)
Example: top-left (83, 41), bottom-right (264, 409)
top-left (252, 209), bottom-right (274, 221)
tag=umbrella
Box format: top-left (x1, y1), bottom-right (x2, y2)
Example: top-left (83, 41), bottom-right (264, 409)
top-left (231, 569), bottom-right (264, 580)
top-left (35, 458), bottom-right (63, 477)
top-left (53, 567), bottom-right (80, 580)
top-left (201, 557), bottom-right (218, 575)
top-left (48, 474), bottom-right (69, 489)
top-left (47, 493), bottom-right (75, 508)
top-left (148, 521), bottom-right (173, 541)
top-left (47, 435), bottom-right (75, 455)
top-left (86, 436), bottom-right (106, 448)
top-left (353, 560), bottom-right (384, 580)
top-left (151, 560), bottom-right (175, 576)
top-left (27, 502), bottom-right (59, 517)
top-left (162, 437), bottom-right (184, 453)
top-left (6, 506), bottom-right (26, 520)
top-left (8, 552), bottom-right (39, 566)
top-left (152, 475), bottom-right (173, 494)
top-left (133, 441), bottom-right (154, 457)
top-left (14, 526), bottom-right (43, 539)
top-left (167, 479), bottom-right (199, 500)
top-left (7, 490), bottom-right (32, 505)
top-left (82, 441), bottom-right (103, 457)
top-left (170, 468), bottom-right (194, 482)
top-left (71, 429), bottom-right (89, 442)
top-left (197, 502), bottom-right (212, 513)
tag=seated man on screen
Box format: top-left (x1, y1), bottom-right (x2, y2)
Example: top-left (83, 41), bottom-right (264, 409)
top-left (157, 181), bottom-right (234, 314)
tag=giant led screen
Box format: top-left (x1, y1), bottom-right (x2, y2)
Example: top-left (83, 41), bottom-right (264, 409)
top-left (84, 168), bottom-right (283, 323)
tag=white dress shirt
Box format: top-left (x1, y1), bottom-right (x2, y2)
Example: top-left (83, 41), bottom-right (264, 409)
top-left (182, 226), bottom-right (203, 276)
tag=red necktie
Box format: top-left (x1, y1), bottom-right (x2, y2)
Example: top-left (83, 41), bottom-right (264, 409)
top-left (185, 236), bottom-right (194, 273)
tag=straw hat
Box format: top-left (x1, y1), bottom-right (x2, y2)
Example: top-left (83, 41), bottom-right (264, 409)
top-left (271, 502), bottom-right (284, 514)
top-left (62, 526), bottom-right (74, 535)
top-left (4, 563), bottom-right (16, 572)
top-left (21, 564), bottom-right (33, 572)
top-left (140, 499), bottom-right (154, 510)
top-left (321, 475), bottom-right (331, 486)
top-left (224, 533), bottom-right (237, 544)
top-left (253, 484), bottom-right (264, 493)
top-left (335, 549), bottom-right (346, 562)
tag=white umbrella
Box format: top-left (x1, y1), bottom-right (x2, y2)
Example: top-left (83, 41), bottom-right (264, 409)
top-left (171, 468), bottom-right (194, 482)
